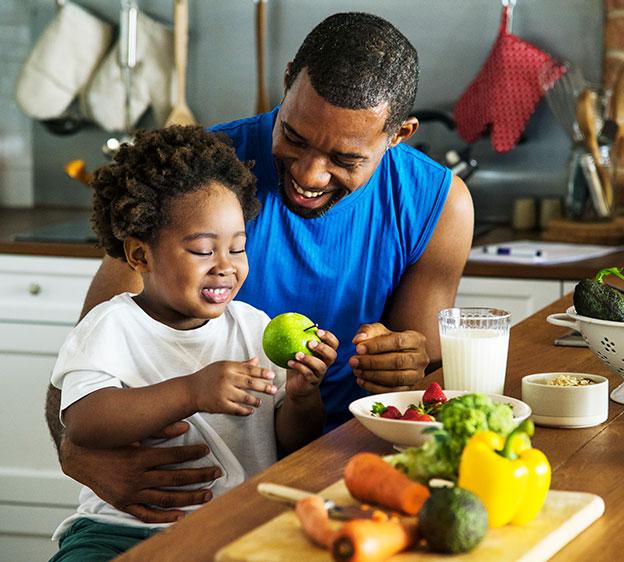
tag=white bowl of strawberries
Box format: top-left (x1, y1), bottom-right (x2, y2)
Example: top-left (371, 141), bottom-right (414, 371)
top-left (348, 382), bottom-right (531, 449)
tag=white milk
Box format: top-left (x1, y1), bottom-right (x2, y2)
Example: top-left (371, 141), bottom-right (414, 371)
top-left (441, 328), bottom-right (509, 394)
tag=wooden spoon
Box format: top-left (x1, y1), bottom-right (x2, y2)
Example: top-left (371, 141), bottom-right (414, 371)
top-left (254, 0), bottom-right (269, 114)
top-left (165, 0), bottom-right (198, 127)
top-left (610, 66), bottom-right (624, 199)
top-left (576, 88), bottom-right (614, 209)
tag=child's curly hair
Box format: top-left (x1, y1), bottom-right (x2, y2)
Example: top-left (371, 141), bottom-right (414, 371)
top-left (91, 125), bottom-right (260, 260)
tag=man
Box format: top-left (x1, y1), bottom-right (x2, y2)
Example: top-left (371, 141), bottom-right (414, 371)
top-left (45, 12), bottom-right (473, 524)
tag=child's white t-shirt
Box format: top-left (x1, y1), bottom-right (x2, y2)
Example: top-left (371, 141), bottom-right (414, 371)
top-left (50, 292), bottom-right (286, 537)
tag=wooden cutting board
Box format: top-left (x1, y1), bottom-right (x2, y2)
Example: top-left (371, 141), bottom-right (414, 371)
top-left (215, 480), bottom-right (604, 562)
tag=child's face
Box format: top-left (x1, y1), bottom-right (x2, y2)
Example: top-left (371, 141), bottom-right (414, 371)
top-left (138, 184), bottom-right (249, 330)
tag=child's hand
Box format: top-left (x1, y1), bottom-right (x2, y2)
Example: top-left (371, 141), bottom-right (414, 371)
top-left (190, 358), bottom-right (277, 416)
top-left (285, 328), bottom-right (339, 399)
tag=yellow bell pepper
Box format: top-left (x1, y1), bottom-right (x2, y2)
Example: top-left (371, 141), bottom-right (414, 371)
top-left (457, 419), bottom-right (551, 528)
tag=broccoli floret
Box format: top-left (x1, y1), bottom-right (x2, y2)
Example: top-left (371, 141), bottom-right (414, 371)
top-left (388, 393), bottom-right (516, 482)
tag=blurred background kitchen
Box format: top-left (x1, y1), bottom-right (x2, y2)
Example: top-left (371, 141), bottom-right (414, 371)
top-left (0, 0), bottom-right (605, 231)
top-left (0, 2), bottom-right (618, 560)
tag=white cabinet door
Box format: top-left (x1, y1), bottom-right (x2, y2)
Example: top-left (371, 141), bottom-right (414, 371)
top-left (455, 277), bottom-right (562, 326)
top-left (0, 255), bottom-right (99, 561)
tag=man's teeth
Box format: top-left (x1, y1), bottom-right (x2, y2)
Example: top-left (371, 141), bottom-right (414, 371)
top-left (294, 183), bottom-right (323, 198)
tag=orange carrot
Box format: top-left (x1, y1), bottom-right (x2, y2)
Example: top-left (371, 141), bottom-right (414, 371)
top-left (331, 519), bottom-right (419, 562)
top-left (344, 453), bottom-right (429, 515)
top-left (295, 495), bottom-right (336, 548)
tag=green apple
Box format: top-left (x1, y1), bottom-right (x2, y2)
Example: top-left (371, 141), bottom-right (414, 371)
top-left (262, 312), bottom-right (321, 368)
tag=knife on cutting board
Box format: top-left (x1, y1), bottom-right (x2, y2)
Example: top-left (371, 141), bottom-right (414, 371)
top-left (257, 482), bottom-right (380, 521)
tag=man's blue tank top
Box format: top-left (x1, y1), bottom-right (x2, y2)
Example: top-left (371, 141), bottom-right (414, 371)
top-left (211, 108), bottom-right (451, 430)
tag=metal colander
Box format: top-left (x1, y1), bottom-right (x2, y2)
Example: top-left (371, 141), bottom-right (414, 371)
top-left (548, 307), bottom-right (624, 403)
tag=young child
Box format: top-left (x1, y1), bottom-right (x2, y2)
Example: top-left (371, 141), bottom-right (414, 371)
top-left (49, 126), bottom-right (338, 560)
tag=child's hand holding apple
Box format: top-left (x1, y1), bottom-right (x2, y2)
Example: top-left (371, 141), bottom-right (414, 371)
top-left (263, 312), bottom-right (339, 398)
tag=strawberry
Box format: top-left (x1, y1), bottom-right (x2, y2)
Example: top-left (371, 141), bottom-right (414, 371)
top-left (401, 408), bottom-right (435, 422)
top-left (422, 382), bottom-right (447, 406)
top-left (380, 406), bottom-right (402, 419)
top-left (370, 402), bottom-right (402, 419)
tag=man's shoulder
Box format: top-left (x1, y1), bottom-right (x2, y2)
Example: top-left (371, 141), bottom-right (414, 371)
top-left (209, 107), bottom-right (277, 137)
top-left (389, 142), bottom-right (448, 175)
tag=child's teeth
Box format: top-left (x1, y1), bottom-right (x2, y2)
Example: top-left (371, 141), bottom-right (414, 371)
top-left (206, 288), bottom-right (227, 294)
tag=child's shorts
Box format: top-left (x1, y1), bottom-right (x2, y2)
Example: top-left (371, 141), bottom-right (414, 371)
top-left (49, 517), bottom-right (160, 562)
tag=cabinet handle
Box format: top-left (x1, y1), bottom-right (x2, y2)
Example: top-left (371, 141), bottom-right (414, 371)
top-left (28, 282), bottom-right (42, 296)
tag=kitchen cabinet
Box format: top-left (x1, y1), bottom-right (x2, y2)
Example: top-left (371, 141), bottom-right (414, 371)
top-left (0, 254), bottom-right (100, 561)
top-left (455, 276), bottom-right (571, 326)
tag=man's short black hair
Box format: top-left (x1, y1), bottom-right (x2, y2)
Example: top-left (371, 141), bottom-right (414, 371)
top-left (91, 126), bottom-right (260, 260)
top-left (285, 12), bottom-right (419, 133)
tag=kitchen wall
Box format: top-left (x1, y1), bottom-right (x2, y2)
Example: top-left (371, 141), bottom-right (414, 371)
top-left (0, 1), bottom-right (33, 207)
top-left (7, 0), bottom-right (603, 224)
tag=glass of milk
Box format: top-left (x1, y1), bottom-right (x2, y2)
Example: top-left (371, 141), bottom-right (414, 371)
top-left (438, 308), bottom-right (511, 394)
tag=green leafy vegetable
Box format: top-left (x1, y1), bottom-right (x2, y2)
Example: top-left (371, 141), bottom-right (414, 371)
top-left (387, 393), bottom-right (515, 483)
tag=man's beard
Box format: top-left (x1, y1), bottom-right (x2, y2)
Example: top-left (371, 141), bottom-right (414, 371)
top-left (276, 160), bottom-right (346, 219)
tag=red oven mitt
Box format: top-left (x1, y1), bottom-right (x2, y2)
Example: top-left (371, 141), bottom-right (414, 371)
top-left (453, 5), bottom-right (565, 153)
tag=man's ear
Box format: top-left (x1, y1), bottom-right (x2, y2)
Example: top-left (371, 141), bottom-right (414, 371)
top-left (283, 62), bottom-right (293, 93)
top-left (124, 238), bottom-right (151, 274)
top-left (388, 116), bottom-right (419, 148)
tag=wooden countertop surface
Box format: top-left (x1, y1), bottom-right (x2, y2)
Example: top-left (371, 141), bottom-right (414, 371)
top-left (114, 294), bottom-right (624, 562)
top-left (1, 207), bottom-right (623, 278)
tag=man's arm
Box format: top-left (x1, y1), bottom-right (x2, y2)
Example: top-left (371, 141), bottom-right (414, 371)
top-left (349, 175), bottom-right (473, 391)
top-left (383, 175), bottom-right (474, 362)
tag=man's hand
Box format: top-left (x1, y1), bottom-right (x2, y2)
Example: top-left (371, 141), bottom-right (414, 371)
top-left (348, 322), bottom-right (429, 393)
top-left (60, 421), bottom-right (220, 524)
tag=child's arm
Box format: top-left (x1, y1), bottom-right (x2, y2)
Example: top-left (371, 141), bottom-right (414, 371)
top-left (63, 359), bottom-right (277, 448)
top-left (275, 329), bottom-right (339, 453)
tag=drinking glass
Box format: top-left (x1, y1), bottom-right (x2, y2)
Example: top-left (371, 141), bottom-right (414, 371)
top-left (438, 307), bottom-right (511, 394)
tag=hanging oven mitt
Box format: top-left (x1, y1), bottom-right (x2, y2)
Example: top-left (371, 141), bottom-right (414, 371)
top-left (453, 5), bottom-right (565, 153)
top-left (15, 1), bottom-right (113, 120)
top-left (80, 11), bottom-right (174, 132)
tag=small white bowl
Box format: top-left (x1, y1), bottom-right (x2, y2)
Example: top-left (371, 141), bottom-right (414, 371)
top-left (348, 390), bottom-right (531, 449)
top-left (521, 372), bottom-right (608, 428)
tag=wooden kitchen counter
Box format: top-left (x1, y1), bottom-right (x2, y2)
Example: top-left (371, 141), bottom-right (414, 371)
top-left (115, 294), bottom-right (624, 562)
top-left (0, 206), bottom-right (103, 259)
top-left (1, 207), bottom-right (623, 278)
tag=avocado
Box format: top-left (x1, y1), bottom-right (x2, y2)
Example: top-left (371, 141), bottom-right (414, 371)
top-left (573, 278), bottom-right (624, 322)
top-left (418, 486), bottom-right (488, 554)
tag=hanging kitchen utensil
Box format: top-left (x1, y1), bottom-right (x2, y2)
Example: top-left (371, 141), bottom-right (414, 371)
top-left (576, 88), bottom-right (614, 210)
top-left (101, 0), bottom-right (137, 158)
top-left (164, 0), bottom-right (198, 126)
top-left (82, 11), bottom-right (173, 132)
top-left (254, 0), bottom-right (269, 114)
top-left (453, 0), bottom-right (565, 153)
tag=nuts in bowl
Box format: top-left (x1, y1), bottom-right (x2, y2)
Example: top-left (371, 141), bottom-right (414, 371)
top-left (521, 372), bottom-right (608, 428)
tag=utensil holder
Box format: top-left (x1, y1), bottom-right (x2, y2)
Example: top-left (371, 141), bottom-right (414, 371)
top-left (565, 145), bottom-right (617, 220)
